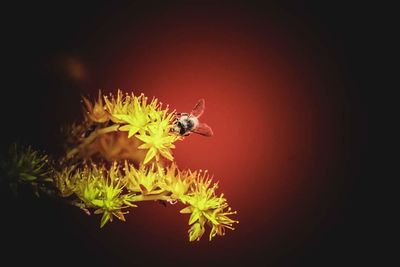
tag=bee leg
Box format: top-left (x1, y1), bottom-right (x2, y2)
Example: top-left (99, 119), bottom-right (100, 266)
top-left (167, 199), bottom-right (178, 205)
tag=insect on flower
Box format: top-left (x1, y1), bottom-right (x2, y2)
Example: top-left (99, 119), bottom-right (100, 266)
top-left (172, 99), bottom-right (213, 137)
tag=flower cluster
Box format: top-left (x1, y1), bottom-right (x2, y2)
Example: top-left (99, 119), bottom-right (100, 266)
top-left (55, 162), bottom-right (136, 227)
top-left (77, 90), bottom-right (180, 164)
top-left (53, 161), bottom-right (238, 239)
top-left (180, 172), bottom-right (238, 241)
top-left (0, 90), bottom-right (238, 242)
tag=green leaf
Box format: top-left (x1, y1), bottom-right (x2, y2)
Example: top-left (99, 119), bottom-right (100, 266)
top-left (100, 212), bottom-right (111, 228)
top-left (20, 173), bottom-right (37, 182)
top-left (159, 148), bottom-right (173, 161)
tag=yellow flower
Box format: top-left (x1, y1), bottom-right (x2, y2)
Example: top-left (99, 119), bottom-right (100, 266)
top-left (180, 181), bottom-right (225, 225)
top-left (82, 92), bottom-right (109, 123)
top-left (103, 90), bottom-right (131, 124)
top-left (115, 94), bottom-right (150, 137)
top-left (135, 101), bottom-right (178, 164)
top-left (71, 163), bottom-right (136, 227)
top-left (2, 89), bottom-right (239, 242)
top-left (209, 205), bottom-right (238, 241)
top-left (72, 164), bottom-right (102, 205)
top-left (124, 162), bottom-right (162, 194)
top-left (136, 123), bottom-right (179, 164)
top-left (188, 221), bottom-right (206, 241)
top-left (159, 163), bottom-right (195, 201)
top-left (180, 172), bottom-right (238, 241)
top-left (54, 165), bottom-right (77, 197)
top-left (146, 98), bottom-right (173, 128)
top-left (81, 90), bottom-right (180, 164)
top-left (92, 171), bottom-right (136, 228)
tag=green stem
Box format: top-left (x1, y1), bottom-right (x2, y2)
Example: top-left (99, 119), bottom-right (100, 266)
top-left (66, 124), bottom-right (120, 159)
top-left (131, 193), bottom-right (171, 202)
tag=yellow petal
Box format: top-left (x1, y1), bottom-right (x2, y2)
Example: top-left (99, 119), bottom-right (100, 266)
top-left (113, 114), bottom-right (133, 124)
top-left (138, 143), bottom-right (150, 149)
top-left (136, 134), bottom-right (151, 143)
top-left (180, 206), bottom-right (192, 214)
top-left (128, 127), bottom-right (140, 138)
top-left (189, 209), bottom-right (201, 225)
top-left (159, 148), bottom-right (174, 161)
top-left (143, 147), bottom-right (157, 164)
top-left (100, 212), bottom-right (111, 228)
top-left (113, 211), bottom-right (126, 221)
top-left (188, 223), bottom-right (204, 242)
top-left (119, 125), bottom-right (132, 131)
top-left (204, 211), bottom-right (219, 225)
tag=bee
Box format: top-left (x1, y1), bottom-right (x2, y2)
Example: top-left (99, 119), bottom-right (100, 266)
top-left (172, 99), bottom-right (213, 137)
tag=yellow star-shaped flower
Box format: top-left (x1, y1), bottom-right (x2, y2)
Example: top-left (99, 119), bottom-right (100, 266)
top-left (137, 124), bottom-right (179, 164)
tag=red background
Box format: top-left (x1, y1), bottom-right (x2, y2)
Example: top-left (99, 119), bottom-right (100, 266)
top-left (2, 2), bottom-right (372, 266)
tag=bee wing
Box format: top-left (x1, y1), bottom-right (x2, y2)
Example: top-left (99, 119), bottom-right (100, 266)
top-left (192, 122), bottom-right (213, 137)
top-left (190, 99), bottom-right (205, 118)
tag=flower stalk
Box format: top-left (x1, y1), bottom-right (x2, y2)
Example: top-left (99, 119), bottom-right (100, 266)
top-left (130, 193), bottom-right (170, 202)
top-left (0, 90), bottom-right (238, 242)
top-left (66, 124), bottom-right (120, 159)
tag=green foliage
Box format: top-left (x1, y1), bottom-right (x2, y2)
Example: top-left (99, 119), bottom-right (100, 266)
top-left (0, 143), bottom-right (53, 196)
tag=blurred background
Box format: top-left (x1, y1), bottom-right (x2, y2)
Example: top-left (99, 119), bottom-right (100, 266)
top-left (1, 1), bottom-right (378, 266)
